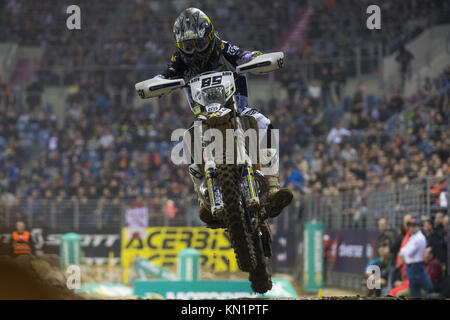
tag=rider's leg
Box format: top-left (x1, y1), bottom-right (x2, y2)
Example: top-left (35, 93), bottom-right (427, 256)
top-left (241, 107), bottom-right (293, 218)
top-left (186, 120), bottom-right (226, 229)
top-left (260, 146), bottom-right (293, 218)
top-left (189, 164), bottom-right (225, 229)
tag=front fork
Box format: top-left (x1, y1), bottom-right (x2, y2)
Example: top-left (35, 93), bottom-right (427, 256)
top-left (234, 111), bottom-right (260, 210)
top-left (199, 121), bottom-right (225, 217)
top-left (201, 117), bottom-right (260, 218)
top-left (204, 161), bottom-right (224, 216)
top-left (241, 166), bottom-right (260, 209)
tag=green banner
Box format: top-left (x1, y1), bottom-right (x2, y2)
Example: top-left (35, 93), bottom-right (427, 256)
top-left (134, 278), bottom-right (298, 299)
top-left (303, 222), bottom-right (324, 292)
top-left (135, 256), bottom-right (178, 281)
top-left (178, 248), bottom-right (201, 281)
top-left (76, 283), bottom-right (134, 297)
top-left (60, 233), bottom-right (81, 269)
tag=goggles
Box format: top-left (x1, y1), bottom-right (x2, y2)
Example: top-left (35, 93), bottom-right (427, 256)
top-left (178, 37), bottom-right (210, 55)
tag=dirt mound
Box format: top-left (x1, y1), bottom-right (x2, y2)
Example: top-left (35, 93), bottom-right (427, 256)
top-left (37, 254), bottom-right (61, 268)
top-left (0, 254), bottom-right (81, 300)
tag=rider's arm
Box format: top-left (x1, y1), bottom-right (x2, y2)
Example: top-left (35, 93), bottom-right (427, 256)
top-left (157, 52), bottom-right (187, 79)
top-left (221, 40), bottom-right (263, 66)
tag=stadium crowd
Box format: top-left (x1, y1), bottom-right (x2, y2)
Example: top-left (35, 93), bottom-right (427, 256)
top-left (288, 0), bottom-right (450, 79)
top-left (278, 65), bottom-right (448, 221)
top-left (0, 62), bottom-right (448, 230)
top-left (0, 0), bottom-right (449, 232)
top-left (0, 0), bottom-right (303, 86)
top-left (2, 0), bottom-right (449, 85)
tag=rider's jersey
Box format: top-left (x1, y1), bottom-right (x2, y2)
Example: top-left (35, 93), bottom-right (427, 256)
top-left (159, 39), bottom-right (262, 113)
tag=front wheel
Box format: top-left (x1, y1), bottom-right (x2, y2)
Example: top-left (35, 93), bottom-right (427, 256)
top-left (216, 164), bottom-right (256, 272)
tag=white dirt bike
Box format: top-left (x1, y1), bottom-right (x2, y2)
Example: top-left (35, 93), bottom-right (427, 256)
top-left (135, 52), bottom-right (284, 293)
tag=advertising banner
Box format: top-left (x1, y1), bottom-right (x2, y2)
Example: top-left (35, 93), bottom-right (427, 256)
top-left (303, 222), bottom-right (324, 292)
top-left (134, 278), bottom-right (298, 299)
top-left (121, 227), bottom-right (237, 272)
top-left (327, 229), bottom-right (379, 274)
top-left (76, 283), bottom-right (134, 297)
top-left (271, 230), bottom-right (296, 270)
top-left (0, 228), bottom-right (121, 264)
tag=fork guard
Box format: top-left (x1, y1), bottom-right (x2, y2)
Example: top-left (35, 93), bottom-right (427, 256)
top-left (199, 168), bottom-right (268, 210)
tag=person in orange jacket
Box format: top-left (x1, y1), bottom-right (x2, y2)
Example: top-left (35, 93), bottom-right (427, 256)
top-left (389, 214), bottom-right (412, 296)
top-left (10, 221), bottom-right (34, 256)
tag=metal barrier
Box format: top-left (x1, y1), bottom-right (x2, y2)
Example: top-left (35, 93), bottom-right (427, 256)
top-left (295, 175), bottom-right (449, 231)
top-left (0, 174), bottom-right (447, 234)
top-left (0, 196), bottom-right (201, 233)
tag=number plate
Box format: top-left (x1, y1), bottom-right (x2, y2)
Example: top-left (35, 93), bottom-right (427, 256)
top-left (206, 103), bottom-right (221, 113)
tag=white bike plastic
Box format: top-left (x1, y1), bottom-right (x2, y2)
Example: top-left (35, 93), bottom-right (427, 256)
top-left (236, 52), bottom-right (284, 75)
top-left (189, 71), bottom-right (236, 106)
top-left (135, 76), bottom-right (185, 99)
top-left (135, 52), bottom-right (284, 99)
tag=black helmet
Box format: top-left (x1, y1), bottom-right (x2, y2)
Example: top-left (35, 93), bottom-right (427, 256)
top-left (172, 8), bottom-right (217, 72)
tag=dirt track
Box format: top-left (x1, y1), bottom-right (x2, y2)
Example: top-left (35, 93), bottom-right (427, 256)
top-left (2, 256), bottom-right (448, 300)
top-left (0, 257), bottom-right (351, 300)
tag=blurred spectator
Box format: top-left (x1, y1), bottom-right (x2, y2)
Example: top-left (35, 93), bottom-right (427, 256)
top-left (375, 218), bottom-right (395, 256)
top-left (424, 246), bottom-right (444, 293)
top-left (399, 217), bottom-right (434, 298)
top-left (395, 44), bottom-right (414, 91)
top-left (434, 211), bottom-right (448, 267)
top-left (440, 190), bottom-right (448, 209)
top-left (307, 80), bottom-right (321, 107)
top-left (286, 169), bottom-right (304, 191)
top-left (365, 245), bottom-right (394, 297)
top-left (126, 197), bottom-right (148, 239)
top-left (389, 214), bottom-right (412, 296)
top-left (10, 221), bottom-right (34, 256)
top-left (320, 67), bottom-right (335, 108)
top-left (332, 66), bottom-right (346, 104)
top-left (422, 217), bottom-right (444, 266)
top-left (0, 76), bottom-right (12, 108)
top-left (326, 123), bottom-right (350, 145)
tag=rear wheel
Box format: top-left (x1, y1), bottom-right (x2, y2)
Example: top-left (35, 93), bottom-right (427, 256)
top-left (249, 233), bottom-right (273, 294)
top-left (260, 221), bottom-right (272, 258)
top-left (241, 200), bottom-right (272, 293)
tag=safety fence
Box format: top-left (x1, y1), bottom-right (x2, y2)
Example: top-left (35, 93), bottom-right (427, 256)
top-left (297, 176), bottom-right (448, 231)
top-left (0, 174), bottom-right (447, 232)
top-left (0, 196), bottom-right (201, 233)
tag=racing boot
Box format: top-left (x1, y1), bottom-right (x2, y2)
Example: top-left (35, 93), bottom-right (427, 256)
top-left (189, 164), bottom-right (226, 229)
top-left (260, 148), bottom-right (293, 218)
top-left (266, 175), bottom-right (293, 218)
top-left (198, 204), bottom-right (226, 229)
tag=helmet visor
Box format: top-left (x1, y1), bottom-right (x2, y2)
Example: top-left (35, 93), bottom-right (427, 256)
top-left (179, 37), bottom-right (210, 55)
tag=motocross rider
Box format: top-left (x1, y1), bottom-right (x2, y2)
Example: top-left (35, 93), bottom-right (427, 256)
top-left (157, 8), bottom-right (293, 228)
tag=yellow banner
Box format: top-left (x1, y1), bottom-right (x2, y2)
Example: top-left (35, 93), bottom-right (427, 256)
top-left (121, 227), bottom-right (237, 272)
